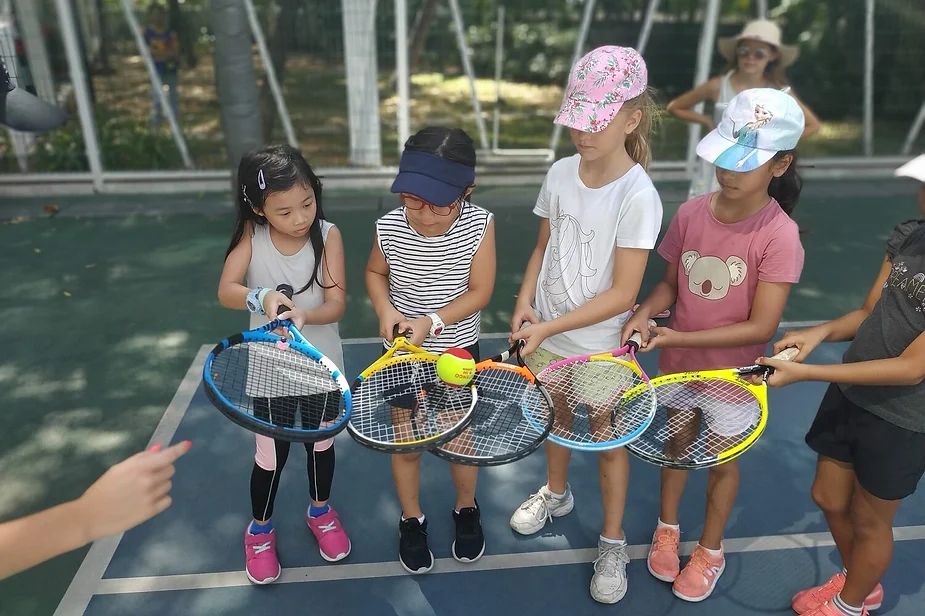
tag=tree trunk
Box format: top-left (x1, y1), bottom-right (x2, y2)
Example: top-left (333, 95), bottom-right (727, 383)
top-left (259, 0), bottom-right (298, 140)
top-left (386, 0), bottom-right (438, 89)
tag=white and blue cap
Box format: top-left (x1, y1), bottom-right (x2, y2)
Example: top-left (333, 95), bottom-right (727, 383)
top-left (895, 154), bottom-right (925, 183)
top-left (696, 87), bottom-right (805, 172)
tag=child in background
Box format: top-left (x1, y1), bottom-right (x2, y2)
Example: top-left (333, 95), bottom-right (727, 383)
top-left (623, 88), bottom-right (806, 603)
top-left (508, 46), bottom-right (664, 604)
top-left (365, 126), bottom-right (496, 574)
top-left (756, 154), bottom-right (925, 616)
top-left (218, 145), bottom-right (351, 584)
top-left (667, 18), bottom-right (819, 198)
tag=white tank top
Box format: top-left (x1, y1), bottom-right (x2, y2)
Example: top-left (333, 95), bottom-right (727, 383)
top-left (246, 221), bottom-right (345, 373)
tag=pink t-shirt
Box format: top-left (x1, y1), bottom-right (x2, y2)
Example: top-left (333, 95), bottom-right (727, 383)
top-left (657, 194), bottom-right (805, 374)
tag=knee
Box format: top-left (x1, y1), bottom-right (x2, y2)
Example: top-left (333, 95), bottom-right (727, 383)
top-left (811, 481), bottom-right (849, 515)
top-left (709, 459), bottom-right (738, 479)
top-left (393, 451), bottom-right (422, 465)
top-left (597, 446), bottom-right (627, 464)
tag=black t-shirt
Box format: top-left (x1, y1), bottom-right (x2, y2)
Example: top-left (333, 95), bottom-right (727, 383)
top-left (840, 219), bottom-right (925, 432)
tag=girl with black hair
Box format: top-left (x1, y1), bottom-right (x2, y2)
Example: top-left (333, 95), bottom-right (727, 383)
top-left (365, 126), bottom-right (496, 575)
top-left (218, 144), bottom-right (351, 585)
top-left (623, 88), bottom-right (806, 604)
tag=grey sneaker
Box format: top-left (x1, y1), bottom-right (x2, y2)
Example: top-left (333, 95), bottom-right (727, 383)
top-left (590, 538), bottom-right (630, 604)
top-left (509, 484), bottom-right (574, 535)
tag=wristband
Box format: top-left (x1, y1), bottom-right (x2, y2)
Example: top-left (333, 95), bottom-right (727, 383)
top-left (245, 287), bottom-right (266, 315)
top-left (257, 287), bottom-right (272, 309)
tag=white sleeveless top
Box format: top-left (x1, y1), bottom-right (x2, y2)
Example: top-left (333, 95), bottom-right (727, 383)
top-left (376, 202), bottom-right (493, 353)
top-left (246, 221), bottom-right (345, 374)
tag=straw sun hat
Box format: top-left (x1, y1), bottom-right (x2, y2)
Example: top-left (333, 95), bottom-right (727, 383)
top-left (717, 19), bottom-right (799, 68)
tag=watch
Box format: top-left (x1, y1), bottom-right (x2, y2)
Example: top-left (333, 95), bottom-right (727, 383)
top-left (427, 313), bottom-right (445, 337)
top-left (246, 287), bottom-right (267, 315)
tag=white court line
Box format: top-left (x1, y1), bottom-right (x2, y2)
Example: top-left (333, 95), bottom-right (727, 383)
top-left (94, 525), bottom-right (925, 595)
top-left (53, 345), bottom-right (212, 616)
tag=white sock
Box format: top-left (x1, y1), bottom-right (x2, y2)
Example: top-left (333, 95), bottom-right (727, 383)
top-left (545, 484), bottom-right (566, 500)
top-left (600, 534), bottom-right (626, 546)
top-left (699, 543), bottom-right (723, 558)
top-left (402, 514), bottom-right (425, 524)
top-left (657, 518), bottom-right (680, 531)
top-left (832, 593), bottom-right (863, 616)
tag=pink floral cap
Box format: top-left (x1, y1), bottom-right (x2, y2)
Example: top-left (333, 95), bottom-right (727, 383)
top-left (554, 46), bottom-right (648, 134)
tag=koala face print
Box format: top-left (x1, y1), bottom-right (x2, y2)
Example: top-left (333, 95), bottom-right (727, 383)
top-left (681, 250), bottom-right (748, 300)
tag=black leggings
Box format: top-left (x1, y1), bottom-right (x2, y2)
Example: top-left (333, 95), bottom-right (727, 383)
top-left (250, 393), bottom-right (340, 521)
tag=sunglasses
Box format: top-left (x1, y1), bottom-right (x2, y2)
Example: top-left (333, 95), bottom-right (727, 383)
top-left (737, 45), bottom-right (772, 60)
top-left (400, 193), bottom-right (459, 217)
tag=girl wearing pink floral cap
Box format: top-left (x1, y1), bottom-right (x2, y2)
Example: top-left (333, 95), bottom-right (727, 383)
top-left (508, 45), bottom-right (664, 605)
top-left (623, 87), bottom-right (806, 604)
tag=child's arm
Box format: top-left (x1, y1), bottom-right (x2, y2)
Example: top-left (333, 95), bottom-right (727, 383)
top-left (217, 224), bottom-right (293, 317)
top-left (0, 442), bottom-right (189, 581)
top-left (279, 227), bottom-right (347, 327)
top-left (511, 219), bottom-right (550, 331)
top-left (622, 262), bottom-right (679, 346)
top-left (401, 219), bottom-right (496, 341)
top-left (666, 77), bottom-right (720, 130)
top-left (760, 330), bottom-right (925, 388)
top-left (650, 280), bottom-right (791, 349)
top-left (365, 233), bottom-right (405, 341)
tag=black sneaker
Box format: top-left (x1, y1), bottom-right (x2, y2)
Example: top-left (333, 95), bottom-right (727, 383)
top-left (398, 517), bottom-right (434, 574)
top-left (452, 501), bottom-right (485, 563)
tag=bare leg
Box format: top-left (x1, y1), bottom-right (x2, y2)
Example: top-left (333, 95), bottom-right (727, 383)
top-left (392, 452), bottom-right (424, 519)
top-left (449, 462), bottom-right (478, 510)
top-left (699, 459), bottom-right (739, 550)
top-left (839, 482), bottom-right (901, 607)
top-left (811, 456), bottom-right (857, 568)
top-left (546, 441), bottom-right (572, 494)
top-left (598, 447), bottom-right (629, 540)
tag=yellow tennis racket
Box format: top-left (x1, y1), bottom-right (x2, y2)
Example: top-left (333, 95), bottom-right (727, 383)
top-left (346, 326), bottom-right (478, 454)
top-left (626, 347), bottom-right (798, 469)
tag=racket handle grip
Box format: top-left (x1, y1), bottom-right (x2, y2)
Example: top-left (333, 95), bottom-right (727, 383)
top-left (275, 284), bottom-right (294, 317)
top-left (392, 323), bottom-right (413, 338)
top-left (626, 319), bottom-right (657, 350)
top-left (773, 346), bottom-right (799, 361)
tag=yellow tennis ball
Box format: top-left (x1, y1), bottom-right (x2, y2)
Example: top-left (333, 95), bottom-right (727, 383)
top-left (436, 348), bottom-right (476, 386)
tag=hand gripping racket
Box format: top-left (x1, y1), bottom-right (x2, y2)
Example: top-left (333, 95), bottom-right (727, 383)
top-left (536, 324), bottom-right (657, 452)
top-left (202, 284), bottom-right (352, 442)
top-left (430, 340), bottom-right (554, 467)
top-left (347, 325), bottom-right (478, 454)
top-left (626, 347), bottom-right (799, 469)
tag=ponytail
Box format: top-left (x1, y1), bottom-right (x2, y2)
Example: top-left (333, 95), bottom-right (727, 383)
top-left (768, 149), bottom-right (802, 217)
top-left (622, 88), bottom-right (660, 171)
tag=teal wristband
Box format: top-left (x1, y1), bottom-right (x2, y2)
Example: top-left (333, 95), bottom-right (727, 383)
top-left (256, 287), bottom-right (271, 312)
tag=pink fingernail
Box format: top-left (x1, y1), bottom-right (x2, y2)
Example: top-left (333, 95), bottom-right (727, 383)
top-left (149, 443), bottom-right (162, 452)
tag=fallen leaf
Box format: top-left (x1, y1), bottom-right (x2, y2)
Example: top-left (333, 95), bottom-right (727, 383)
top-left (34, 248), bottom-right (41, 253)
top-left (63, 291), bottom-right (72, 297)
top-left (43, 204), bottom-right (60, 217)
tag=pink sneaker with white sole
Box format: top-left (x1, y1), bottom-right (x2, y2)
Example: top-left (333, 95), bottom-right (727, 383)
top-left (792, 573), bottom-right (883, 614)
top-left (244, 527), bottom-right (281, 585)
top-left (307, 506), bottom-right (351, 562)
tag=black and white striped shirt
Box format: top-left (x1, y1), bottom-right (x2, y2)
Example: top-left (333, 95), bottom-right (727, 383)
top-left (377, 202), bottom-right (493, 352)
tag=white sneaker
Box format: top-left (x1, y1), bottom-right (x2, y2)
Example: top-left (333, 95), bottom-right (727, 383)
top-left (590, 539), bottom-right (630, 604)
top-left (509, 484), bottom-right (574, 535)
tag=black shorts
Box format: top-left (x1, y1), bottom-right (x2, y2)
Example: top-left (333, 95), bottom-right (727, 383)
top-left (805, 383), bottom-right (925, 501)
top-left (382, 341), bottom-right (481, 363)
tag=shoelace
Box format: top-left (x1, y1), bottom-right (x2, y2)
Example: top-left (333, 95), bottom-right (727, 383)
top-left (652, 530), bottom-right (679, 552)
top-left (520, 491), bottom-right (555, 524)
top-left (593, 544), bottom-right (629, 576)
top-left (317, 521), bottom-right (338, 533)
top-left (686, 548), bottom-right (719, 580)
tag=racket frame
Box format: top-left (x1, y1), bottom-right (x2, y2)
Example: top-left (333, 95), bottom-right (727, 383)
top-left (202, 306), bottom-right (353, 443)
top-left (430, 341), bottom-right (555, 467)
top-left (346, 332), bottom-right (479, 454)
top-left (626, 347), bottom-right (798, 470)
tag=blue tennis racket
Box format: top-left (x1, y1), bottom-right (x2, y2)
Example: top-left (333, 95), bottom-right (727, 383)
top-left (202, 284), bottom-right (352, 442)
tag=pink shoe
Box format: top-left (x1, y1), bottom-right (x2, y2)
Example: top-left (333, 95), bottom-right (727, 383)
top-left (307, 506), bottom-right (351, 562)
top-left (244, 527), bottom-right (281, 585)
top-left (792, 573), bottom-right (884, 614)
top-left (801, 599), bottom-right (869, 616)
top-left (672, 544), bottom-right (725, 602)
top-left (647, 526), bottom-right (681, 582)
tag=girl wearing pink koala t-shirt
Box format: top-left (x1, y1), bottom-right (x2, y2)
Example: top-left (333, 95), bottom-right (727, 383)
top-left (622, 88), bottom-right (806, 604)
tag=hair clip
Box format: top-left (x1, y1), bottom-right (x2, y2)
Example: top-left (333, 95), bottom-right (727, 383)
top-left (258, 169), bottom-right (266, 190)
top-left (241, 184), bottom-right (250, 204)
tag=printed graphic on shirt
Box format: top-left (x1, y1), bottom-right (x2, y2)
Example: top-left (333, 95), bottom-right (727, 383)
top-left (681, 250), bottom-right (748, 300)
top-left (886, 260), bottom-right (925, 313)
top-left (542, 197), bottom-right (598, 317)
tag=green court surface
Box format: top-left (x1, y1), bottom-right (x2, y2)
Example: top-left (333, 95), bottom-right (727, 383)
top-left (0, 177), bottom-right (919, 616)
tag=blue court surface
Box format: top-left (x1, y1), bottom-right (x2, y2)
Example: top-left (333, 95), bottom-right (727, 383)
top-left (53, 327), bottom-right (925, 616)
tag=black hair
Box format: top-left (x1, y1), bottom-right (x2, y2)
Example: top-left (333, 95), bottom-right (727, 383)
top-left (768, 149), bottom-right (802, 217)
top-left (404, 126), bottom-right (476, 168)
top-left (226, 144), bottom-right (333, 294)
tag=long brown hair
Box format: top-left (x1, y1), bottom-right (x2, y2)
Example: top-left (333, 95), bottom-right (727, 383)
top-left (622, 88), bottom-right (660, 171)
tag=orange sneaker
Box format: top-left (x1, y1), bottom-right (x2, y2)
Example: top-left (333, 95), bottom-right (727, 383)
top-left (647, 526), bottom-right (681, 582)
top-left (672, 544), bottom-right (725, 602)
top-left (801, 599), bottom-right (869, 616)
top-left (792, 573), bottom-right (883, 614)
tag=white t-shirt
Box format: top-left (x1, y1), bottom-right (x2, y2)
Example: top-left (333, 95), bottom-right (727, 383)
top-left (532, 155), bottom-right (663, 357)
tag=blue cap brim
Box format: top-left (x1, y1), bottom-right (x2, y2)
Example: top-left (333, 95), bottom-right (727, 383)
top-left (391, 172), bottom-right (462, 208)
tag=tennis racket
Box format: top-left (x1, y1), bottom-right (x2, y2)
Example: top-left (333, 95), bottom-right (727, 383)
top-left (430, 341), bottom-right (554, 467)
top-left (536, 323), bottom-right (657, 452)
top-left (626, 347), bottom-right (799, 470)
top-left (202, 284), bottom-right (351, 442)
top-left (347, 325), bottom-right (478, 454)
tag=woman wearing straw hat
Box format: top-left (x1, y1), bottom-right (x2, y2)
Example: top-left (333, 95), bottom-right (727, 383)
top-left (667, 18), bottom-right (820, 198)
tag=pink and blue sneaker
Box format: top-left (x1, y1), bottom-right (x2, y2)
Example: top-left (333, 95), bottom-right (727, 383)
top-left (244, 524), bottom-right (281, 585)
top-left (306, 504), bottom-right (351, 562)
